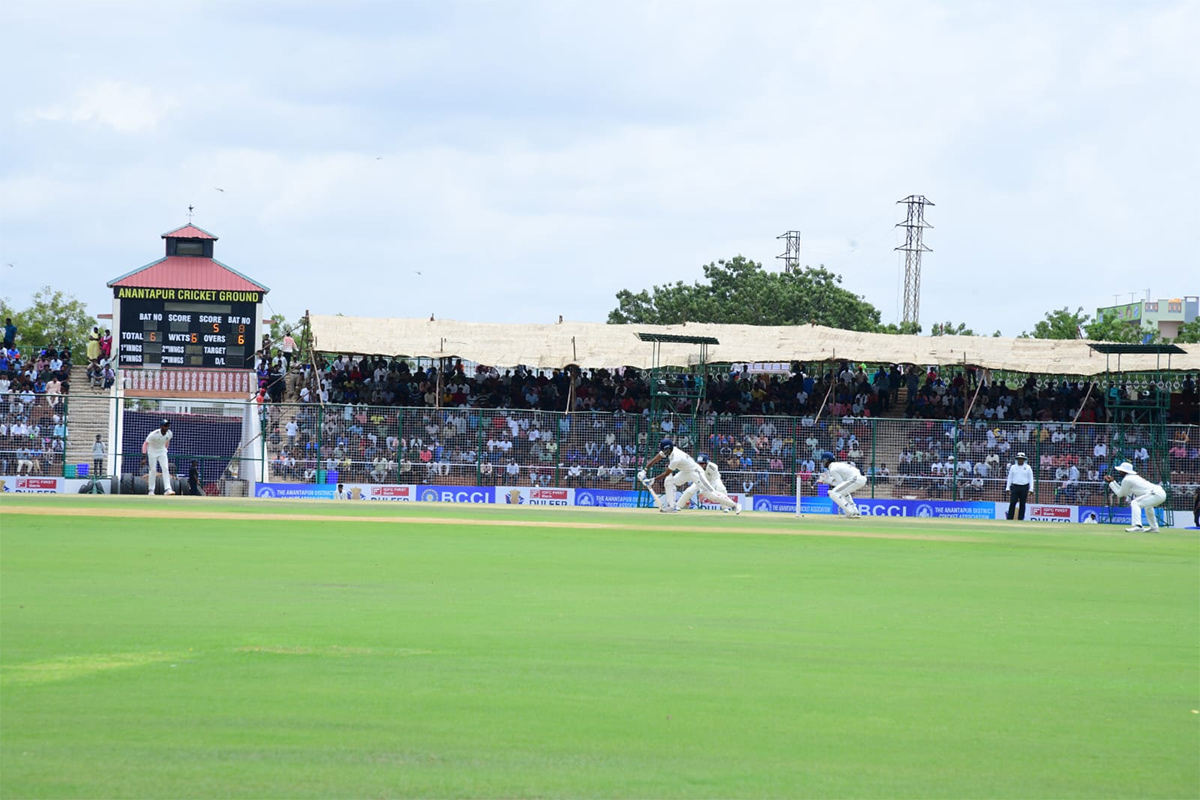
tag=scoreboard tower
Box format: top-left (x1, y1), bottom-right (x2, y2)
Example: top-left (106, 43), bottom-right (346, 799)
top-left (108, 224), bottom-right (269, 396)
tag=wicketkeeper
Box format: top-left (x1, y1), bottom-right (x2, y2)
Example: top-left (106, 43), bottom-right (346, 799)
top-left (1104, 461), bottom-right (1167, 532)
top-left (677, 453), bottom-right (732, 512)
top-left (818, 455), bottom-right (866, 518)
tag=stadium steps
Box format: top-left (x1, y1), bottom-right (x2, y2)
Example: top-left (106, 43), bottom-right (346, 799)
top-left (65, 366), bottom-right (113, 476)
top-left (263, 403), bottom-right (304, 481)
top-left (875, 387), bottom-right (909, 419)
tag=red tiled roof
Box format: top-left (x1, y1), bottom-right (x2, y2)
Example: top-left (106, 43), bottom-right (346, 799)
top-left (161, 224), bottom-right (218, 240)
top-left (108, 257), bottom-right (269, 292)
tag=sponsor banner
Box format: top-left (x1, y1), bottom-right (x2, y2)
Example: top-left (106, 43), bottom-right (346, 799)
top-left (750, 494), bottom-right (836, 514)
top-left (853, 499), bottom-right (998, 519)
top-left (1078, 505), bottom-right (1191, 528)
top-left (499, 486), bottom-right (575, 506)
top-left (1077, 505), bottom-right (1130, 525)
top-left (367, 484), bottom-right (415, 501)
top-left (170, 480), bottom-right (1200, 527)
top-left (415, 487), bottom-right (495, 504)
top-left (0, 476), bottom-right (63, 493)
top-left (573, 488), bottom-right (641, 508)
top-left (1027, 504), bottom-right (1076, 523)
top-left (255, 482), bottom-right (337, 499)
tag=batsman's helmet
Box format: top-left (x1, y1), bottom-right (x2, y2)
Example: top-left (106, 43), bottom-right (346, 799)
top-left (160, 419), bottom-right (171, 427)
top-left (660, 438), bottom-right (674, 452)
top-left (696, 453), bottom-right (709, 466)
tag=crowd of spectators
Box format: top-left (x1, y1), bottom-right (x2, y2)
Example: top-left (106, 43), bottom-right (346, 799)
top-left (259, 392), bottom-right (873, 499)
top-left (287, 354), bottom-right (1197, 427)
top-left (886, 419), bottom-right (1200, 506)
top-left (244, 354), bottom-right (1200, 506)
top-left (0, 338), bottom-right (73, 477)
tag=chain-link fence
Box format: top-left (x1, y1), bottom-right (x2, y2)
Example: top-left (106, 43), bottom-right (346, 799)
top-left (13, 394), bottom-right (1198, 512)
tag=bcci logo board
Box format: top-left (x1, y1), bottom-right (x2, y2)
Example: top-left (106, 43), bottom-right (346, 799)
top-left (418, 488), bottom-right (495, 503)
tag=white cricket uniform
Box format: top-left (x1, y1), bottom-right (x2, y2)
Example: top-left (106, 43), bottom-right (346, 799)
top-left (661, 446), bottom-right (738, 511)
top-left (821, 461), bottom-right (867, 516)
top-left (144, 429), bottom-right (173, 494)
top-left (678, 462), bottom-right (729, 509)
top-left (1109, 473), bottom-right (1167, 530)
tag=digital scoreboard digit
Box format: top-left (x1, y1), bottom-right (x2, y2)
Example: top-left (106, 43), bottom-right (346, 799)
top-left (118, 298), bottom-right (258, 368)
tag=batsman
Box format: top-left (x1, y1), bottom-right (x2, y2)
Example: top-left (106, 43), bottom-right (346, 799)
top-left (640, 439), bottom-right (741, 515)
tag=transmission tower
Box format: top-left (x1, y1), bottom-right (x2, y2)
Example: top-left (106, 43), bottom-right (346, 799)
top-left (776, 230), bottom-right (801, 273)
top-left (895, 195), bottom-right (933, 326)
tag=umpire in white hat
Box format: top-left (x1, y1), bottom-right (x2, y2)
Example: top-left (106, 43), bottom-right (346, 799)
top-left (1005, 452), bottom-right (1034, 520)
top-left (1104, 461), bottom-right (1167, 531)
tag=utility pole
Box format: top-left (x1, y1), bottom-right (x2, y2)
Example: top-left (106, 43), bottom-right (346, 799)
top-left (895, 195), bottom-right (933, 327)
top-left (776, 231), bottom-right (801, 273)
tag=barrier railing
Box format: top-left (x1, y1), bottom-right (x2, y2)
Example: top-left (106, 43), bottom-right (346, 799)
top-left (8, 394), bottom-right (1197, 512)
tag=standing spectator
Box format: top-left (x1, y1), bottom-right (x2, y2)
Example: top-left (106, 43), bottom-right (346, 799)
top-left (3, 317), bottom-right (15, 348)
top-left (91, 434), bottom-right (105, 477)
top-left (1005, 452), bottom-right (1034, 520)
top-left (100, 329), bottom-right (112, 361)
top-left (86, 327), bottom-right (101, 363)
top-left (281, 333), bottom-right (296, 371)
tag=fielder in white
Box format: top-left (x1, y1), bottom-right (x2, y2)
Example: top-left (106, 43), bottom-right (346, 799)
top-left (143, 419), bottom-right (175, 496)
top-left (1104, 461), bottom-right (1166, 532)
top-left (677, 453), bottom-right (732, 512)
top-left (818, 456), bottom-right (867, 518)
top-left (641, 439), bottom-right (741, 514)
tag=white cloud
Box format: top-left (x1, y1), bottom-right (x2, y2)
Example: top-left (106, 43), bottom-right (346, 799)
top-left (0, 0), bottom-right (1196, 334)
top-left (28, 80), bottom-right (174, 133)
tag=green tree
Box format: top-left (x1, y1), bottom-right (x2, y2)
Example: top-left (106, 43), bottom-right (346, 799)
top-left (1023, 307), bottom-right (1089, 339)
top-left (876, 321), bottom-right (922, 335)
top-left (929, 321), bottom-right (976, 337)
top-left (1084, 311), bottom-right (1157, 343)
top-left (1172, 318), bottom-right (1200, 344)
top-left (0, 286), bottom-right (98, 363)
top-left (608, 256), bottom-right (883, 331)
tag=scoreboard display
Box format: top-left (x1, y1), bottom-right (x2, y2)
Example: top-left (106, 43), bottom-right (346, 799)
top-left (117, 295), bottom-right (259, 369)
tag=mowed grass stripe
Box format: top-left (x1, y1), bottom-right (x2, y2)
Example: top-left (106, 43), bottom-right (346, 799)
top-left (1, 500), bottom-right (1196, 798)
top-left (0, 501), bottom-right (990, 543)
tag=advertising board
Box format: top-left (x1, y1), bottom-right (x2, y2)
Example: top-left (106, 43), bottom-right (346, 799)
top-left (499, 487), bottom-right (574, 506)
top-left (0, 476), bottom-right (62, 493)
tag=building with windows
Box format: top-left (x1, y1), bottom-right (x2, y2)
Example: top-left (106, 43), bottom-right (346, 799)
top-left (1095, 296), bottom-right (1198, 339)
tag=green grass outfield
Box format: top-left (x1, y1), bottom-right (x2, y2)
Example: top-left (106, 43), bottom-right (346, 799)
top-left (1, 495), bottom-right (1197, 799)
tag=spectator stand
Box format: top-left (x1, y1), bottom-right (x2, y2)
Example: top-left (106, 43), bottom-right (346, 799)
top-left (0, 341), bottom-right (73, 479)
top-left (635, 332), bottom-right (718, 507)
top-left (1091, 342), bottom-right (1187, 525)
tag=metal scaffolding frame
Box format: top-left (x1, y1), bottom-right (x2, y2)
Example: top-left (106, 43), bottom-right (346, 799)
top-left (634, 332), bottom-right (719, 508)
top-left (1089, 343), bottom-right (1185, 526)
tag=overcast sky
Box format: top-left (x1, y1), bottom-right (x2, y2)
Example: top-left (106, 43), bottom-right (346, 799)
top-left (1, 0), bottom-right (1197, 337)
